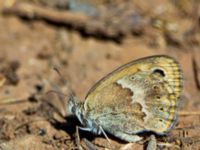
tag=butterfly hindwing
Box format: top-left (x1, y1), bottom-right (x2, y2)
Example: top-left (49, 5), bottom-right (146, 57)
top-left (84, 55), bottom-right (183, 135)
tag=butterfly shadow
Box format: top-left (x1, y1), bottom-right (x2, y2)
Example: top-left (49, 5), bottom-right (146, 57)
top-left (51, 115), bottom-right (97, 142)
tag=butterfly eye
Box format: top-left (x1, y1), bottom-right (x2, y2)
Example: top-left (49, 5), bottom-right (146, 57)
top-left (152, 68), bottom-right (165, 77)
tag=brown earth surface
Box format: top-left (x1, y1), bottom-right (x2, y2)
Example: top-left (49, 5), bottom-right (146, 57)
top-left (0, 0), bottom-right (200, 150)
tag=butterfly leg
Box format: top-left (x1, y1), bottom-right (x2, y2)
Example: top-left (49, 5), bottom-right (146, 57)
top-left (146, 134), bottom-right (157, 150)
top-left (75, 126), bottom-right (84, 150)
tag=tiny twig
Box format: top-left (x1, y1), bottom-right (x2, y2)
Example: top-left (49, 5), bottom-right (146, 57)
top-left (15, 118), bottom-right (48, 131)
top-left (0, 98), bottom-right (27, 105)
top-left (83, 138), bottom-right (98, 150)
top-left (178, 111), bottom-right (200, 116)
top-left (2, 2), bottom-right (122, 40)
top-left (0, 75), bottom-right (6, 88)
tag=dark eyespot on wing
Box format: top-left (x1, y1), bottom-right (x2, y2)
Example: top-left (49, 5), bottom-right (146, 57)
top-left (152, 68), bottom-right (165, 77)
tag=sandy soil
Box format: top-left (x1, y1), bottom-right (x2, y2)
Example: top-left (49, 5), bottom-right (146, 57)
top-left (0, 0), bottom-right (200, 149)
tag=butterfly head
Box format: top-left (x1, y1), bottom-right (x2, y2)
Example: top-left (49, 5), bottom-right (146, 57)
top-left (67, 94), bottom-right (85, 125)
top-left (67, 94), bottom-right (102, 135)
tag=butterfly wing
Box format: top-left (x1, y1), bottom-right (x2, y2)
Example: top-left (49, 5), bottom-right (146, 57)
top-left (84, 55), bottom-right (183, 135)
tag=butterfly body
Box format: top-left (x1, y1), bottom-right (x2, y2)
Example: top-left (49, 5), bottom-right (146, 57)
top-left (68, 55), bottom-right (183, 142)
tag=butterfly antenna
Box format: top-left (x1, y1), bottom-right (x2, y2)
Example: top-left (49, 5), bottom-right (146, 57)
top-left (45, 90), bottom-right (67, 118)
top-left (46, 90), bottom-right (66, 97)
top-left (53, 67), bottom-right (75, 96)
top-left (52, 67), bottom-right (77, 116)
top-left (45, 79), bottom-right (64, 99)
top-left (53, 67), bottom-right (67, 85)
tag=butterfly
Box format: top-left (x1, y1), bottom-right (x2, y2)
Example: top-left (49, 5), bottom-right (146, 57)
top-left (67, 55), bottom-right (183, 148)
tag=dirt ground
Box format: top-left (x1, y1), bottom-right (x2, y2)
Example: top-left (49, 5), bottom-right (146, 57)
top-left (0, 0), bottom-right (200, 150)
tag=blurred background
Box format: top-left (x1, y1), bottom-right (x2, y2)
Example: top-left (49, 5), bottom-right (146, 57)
top-left (0, 0), bottom-right (199, 149)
